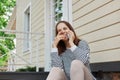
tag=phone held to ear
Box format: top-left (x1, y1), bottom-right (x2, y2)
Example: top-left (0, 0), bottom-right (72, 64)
top-left (66, 34), bottom-right (70, 40)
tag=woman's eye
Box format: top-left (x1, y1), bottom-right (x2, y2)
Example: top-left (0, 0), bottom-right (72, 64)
top-left (63, 27), bottom-right (67, 30)
top-left (58, 30), bottom-right (61, 32)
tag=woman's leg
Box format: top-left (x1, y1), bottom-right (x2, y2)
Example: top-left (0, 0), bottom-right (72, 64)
top-left (46, 67), bottom-right (67, 80)
top-left (70, 60), bottom-right (93, 80)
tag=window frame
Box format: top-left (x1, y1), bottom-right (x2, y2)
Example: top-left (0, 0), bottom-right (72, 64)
top-left (23, 3), bottom-right (31, 53)
top-left (51, 0), bottom-right (72, 39)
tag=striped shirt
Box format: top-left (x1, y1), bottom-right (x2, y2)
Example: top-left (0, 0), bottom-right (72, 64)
top-left (50, 40), bottom-right (96, 80)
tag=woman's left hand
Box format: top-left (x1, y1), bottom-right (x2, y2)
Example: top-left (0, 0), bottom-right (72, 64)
top-left (67, 30), bottom-right (75, 46)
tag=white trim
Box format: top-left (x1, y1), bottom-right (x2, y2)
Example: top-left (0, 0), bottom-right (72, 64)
top-left (23, 3), bottom-right (31, 13)
top-left (63, 0), bottom-right (72, 23)
top-left (44, 0), bottom-right (52, 71)
top-left (23, 3), bottom-right (31, 53)
top-left (29, 2), bottom-right (32, 55)
top-left (68, 0), bottom-right (72, 24)
top-left (62, 0), bottom-right (68, 21)
top-left (50, 0), bottom-right (55, 40)
top-left (29, 3), bottom-right (32, 64)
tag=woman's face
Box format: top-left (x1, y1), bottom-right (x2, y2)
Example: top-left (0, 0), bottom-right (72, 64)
top-left (57, 23), bottom-right (70, 41)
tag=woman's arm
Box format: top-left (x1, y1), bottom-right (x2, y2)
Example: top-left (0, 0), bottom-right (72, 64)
top-left (50, 31), bottom-right (64, 69)
top-left (71, 40), bottom-right (90, 64)
top-left (50, 50), bottom-right (63, 69)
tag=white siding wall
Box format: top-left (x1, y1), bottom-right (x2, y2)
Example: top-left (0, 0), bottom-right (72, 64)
top-left (16, 0), bottom-right (31, 69)
top-left (72, 0), bottom-right (120, 63)
top-left (31, 0), bottom-right (45, 68)
top-left (16, 0), bottom-right (45, 69)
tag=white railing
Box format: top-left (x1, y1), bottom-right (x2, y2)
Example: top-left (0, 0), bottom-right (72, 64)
top-left (0, 29), bottom-right (44, 72)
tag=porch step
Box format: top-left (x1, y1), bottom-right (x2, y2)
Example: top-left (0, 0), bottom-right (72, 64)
top-left (0, 72), bottom-right (49, 80)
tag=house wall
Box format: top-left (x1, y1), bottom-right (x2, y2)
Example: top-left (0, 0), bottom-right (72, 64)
top-left (31, 0), bottom-right (45, 68)
top-left (15, 0), bottom-right (120, 70)
top-left (16, 0), bottom-right (30, 68)
top-left (72, 0), bottom-right (120, 63)
top-left (16, 0), bottom-right (45, 69)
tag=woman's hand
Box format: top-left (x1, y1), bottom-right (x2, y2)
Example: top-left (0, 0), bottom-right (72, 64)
top-left (67, 30), bottom-right (75, 47)
top-left (52, 32), bottom-right (65, 48)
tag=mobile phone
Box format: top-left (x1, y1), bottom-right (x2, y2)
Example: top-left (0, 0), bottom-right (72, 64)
top-left (66, 34), bottom-right (70, 40)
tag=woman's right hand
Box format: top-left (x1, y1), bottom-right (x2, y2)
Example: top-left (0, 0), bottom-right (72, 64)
top-left (52, 32), bottom-right (65, 48)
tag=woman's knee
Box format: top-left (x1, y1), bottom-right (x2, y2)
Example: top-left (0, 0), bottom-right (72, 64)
top-left (50, 67), bottom-right (64, 75)
top-left (71, 60), bottom-right (85, 70)
top-left (51, 67), bottom-right (62, 71)
top-left (70, 60), bottom-right (85, 79)
top-left (47, 67), bottom-right (66, 80)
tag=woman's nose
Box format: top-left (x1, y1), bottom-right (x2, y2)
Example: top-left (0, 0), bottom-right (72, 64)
top-left (61, 29), bottom-right (66, 33)
top-left (60, 30), bottom-right (65, 35)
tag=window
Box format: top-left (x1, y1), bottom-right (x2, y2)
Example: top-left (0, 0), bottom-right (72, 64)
top-left (51, 0), bottom-right (72, 39)
top-left (23, 5), bottom-right (31, 52)
top-left (54, 0), bottom-right (63, 22)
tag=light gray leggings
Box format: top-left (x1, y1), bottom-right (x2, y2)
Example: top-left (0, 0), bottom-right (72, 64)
top-left (46, 60), bottom-right (94, 80)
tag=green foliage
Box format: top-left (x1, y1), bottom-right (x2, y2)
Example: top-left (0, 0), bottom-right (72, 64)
top-left (0, 43), bottom-right (9, 55)
top-left (0, 0), bottom-right (16, 28)
top-left (0, 0), bottom-right (16, 66)
top-left (54, 0), bottom-right (63, 21)
top-left (0, 54), bottom-right (8, 66)
top-left (0, 18), bottom-right (7, 29)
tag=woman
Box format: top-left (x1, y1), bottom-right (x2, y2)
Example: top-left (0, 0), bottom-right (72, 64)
top-left (46, 21), bottom-right (96, 80)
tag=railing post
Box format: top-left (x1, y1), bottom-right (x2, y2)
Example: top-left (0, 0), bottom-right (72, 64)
top-left (36, 36), bottom-right (39, 72)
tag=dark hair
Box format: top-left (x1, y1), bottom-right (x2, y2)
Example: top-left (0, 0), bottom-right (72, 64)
top-left (55, 21), bottom-right (80, 55)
